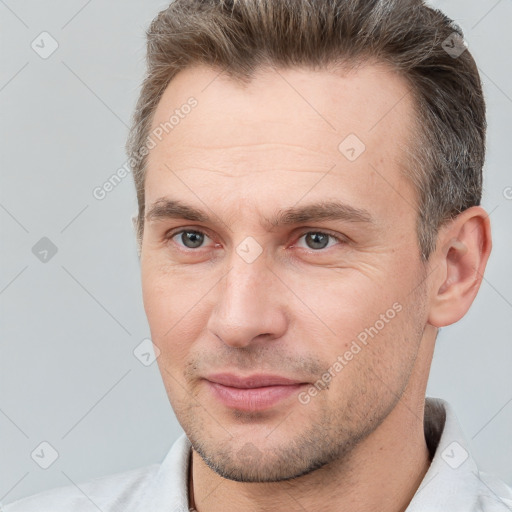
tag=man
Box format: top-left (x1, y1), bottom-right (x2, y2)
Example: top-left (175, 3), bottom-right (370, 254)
top-left (3, 0), bottom-right (511, 511)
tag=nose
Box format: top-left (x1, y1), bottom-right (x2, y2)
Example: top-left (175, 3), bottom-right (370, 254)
top-left (206, 250), bottom-right (288, 348)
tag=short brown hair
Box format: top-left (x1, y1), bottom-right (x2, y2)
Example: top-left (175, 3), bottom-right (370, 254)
top-left (126, 0), bottom-right (486, 261)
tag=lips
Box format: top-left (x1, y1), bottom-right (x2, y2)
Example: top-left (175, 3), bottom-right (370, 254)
top-left (206, 373), bottom-right (305, 388)
top-left (204, 373), bottom-right (307, 411)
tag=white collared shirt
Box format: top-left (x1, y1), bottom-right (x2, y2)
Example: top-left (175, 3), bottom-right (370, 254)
top-left (2, 397), bottom-right (511, 511)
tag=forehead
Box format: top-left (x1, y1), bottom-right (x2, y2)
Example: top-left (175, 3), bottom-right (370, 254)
top-left (145, 63), bottom-right (418, 220)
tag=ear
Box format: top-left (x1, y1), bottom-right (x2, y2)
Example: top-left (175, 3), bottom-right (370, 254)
top-left (428, 206), bottom-right (492, 328)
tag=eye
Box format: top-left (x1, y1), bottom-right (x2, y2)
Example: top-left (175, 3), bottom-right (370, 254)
top-left (169, 229), bottom-right (213, 249)
top-left (166, 228), bottom-right (345, 252)
top-left (295, 231), bottom-right (344, 250)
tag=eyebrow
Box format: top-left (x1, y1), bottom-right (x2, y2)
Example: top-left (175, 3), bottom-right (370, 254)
top-left (145, 198), bottom-right (373, 228)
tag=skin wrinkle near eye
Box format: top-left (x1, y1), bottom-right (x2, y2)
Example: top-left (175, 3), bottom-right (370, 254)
top-left (147, 205), bottom-right (384, 263)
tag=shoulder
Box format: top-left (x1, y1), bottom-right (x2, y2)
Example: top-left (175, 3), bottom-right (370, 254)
top-left (1, 434), bottom-right (192, 512)
top-left (0, 463), bottom-right (160, 512)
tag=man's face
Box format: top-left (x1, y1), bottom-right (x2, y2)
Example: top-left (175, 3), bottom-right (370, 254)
top-left (140, 63), bottom-right (432, 482)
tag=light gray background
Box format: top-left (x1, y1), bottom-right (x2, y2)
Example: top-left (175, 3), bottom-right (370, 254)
top-left (1, 0), bottom-right (511, 504)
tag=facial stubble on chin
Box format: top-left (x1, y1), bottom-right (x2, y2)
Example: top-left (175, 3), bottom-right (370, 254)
top-left (181, 379), bottom-right (401, 484)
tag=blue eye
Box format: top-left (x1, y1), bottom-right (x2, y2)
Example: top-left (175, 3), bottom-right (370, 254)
top-left (166, 229), bottom-right (344, 252)
top-left (172, 230), bottom-right (212, 249)
top-left (296, 232), bottom-right (342, 250)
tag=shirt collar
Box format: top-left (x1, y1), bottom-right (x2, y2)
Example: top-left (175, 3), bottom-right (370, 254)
top-left (407, 397), bottom-right (511, 511)
top-left (135, 431), bottom-right (191, 511)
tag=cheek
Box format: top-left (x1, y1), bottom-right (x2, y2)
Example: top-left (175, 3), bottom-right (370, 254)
top-left (294, 270), bottom-right (399, 338)
top-left (141, 264), bottom-right (209, 367)
top-left (291, 274), bottom-right (412, 393)
top-left (142, 258), bottom-right (201, 325)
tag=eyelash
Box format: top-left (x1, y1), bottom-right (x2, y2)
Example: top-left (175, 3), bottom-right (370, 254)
top-left (164, 228), bottom-right (346, 252)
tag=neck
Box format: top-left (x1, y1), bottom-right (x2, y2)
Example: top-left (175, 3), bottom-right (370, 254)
top-left (189, 397), bottom-right (431, 512)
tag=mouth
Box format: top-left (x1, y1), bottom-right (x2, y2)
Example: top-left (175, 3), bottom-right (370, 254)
top-left (204, 373), bottom-right (308, 412)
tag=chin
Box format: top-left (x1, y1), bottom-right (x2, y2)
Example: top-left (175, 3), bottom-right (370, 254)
top-left (190, 429), bottom-right (349, 483)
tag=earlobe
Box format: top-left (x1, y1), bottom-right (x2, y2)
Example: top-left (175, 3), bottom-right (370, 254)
top-left (428, 207), bottom-right (492, 328)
